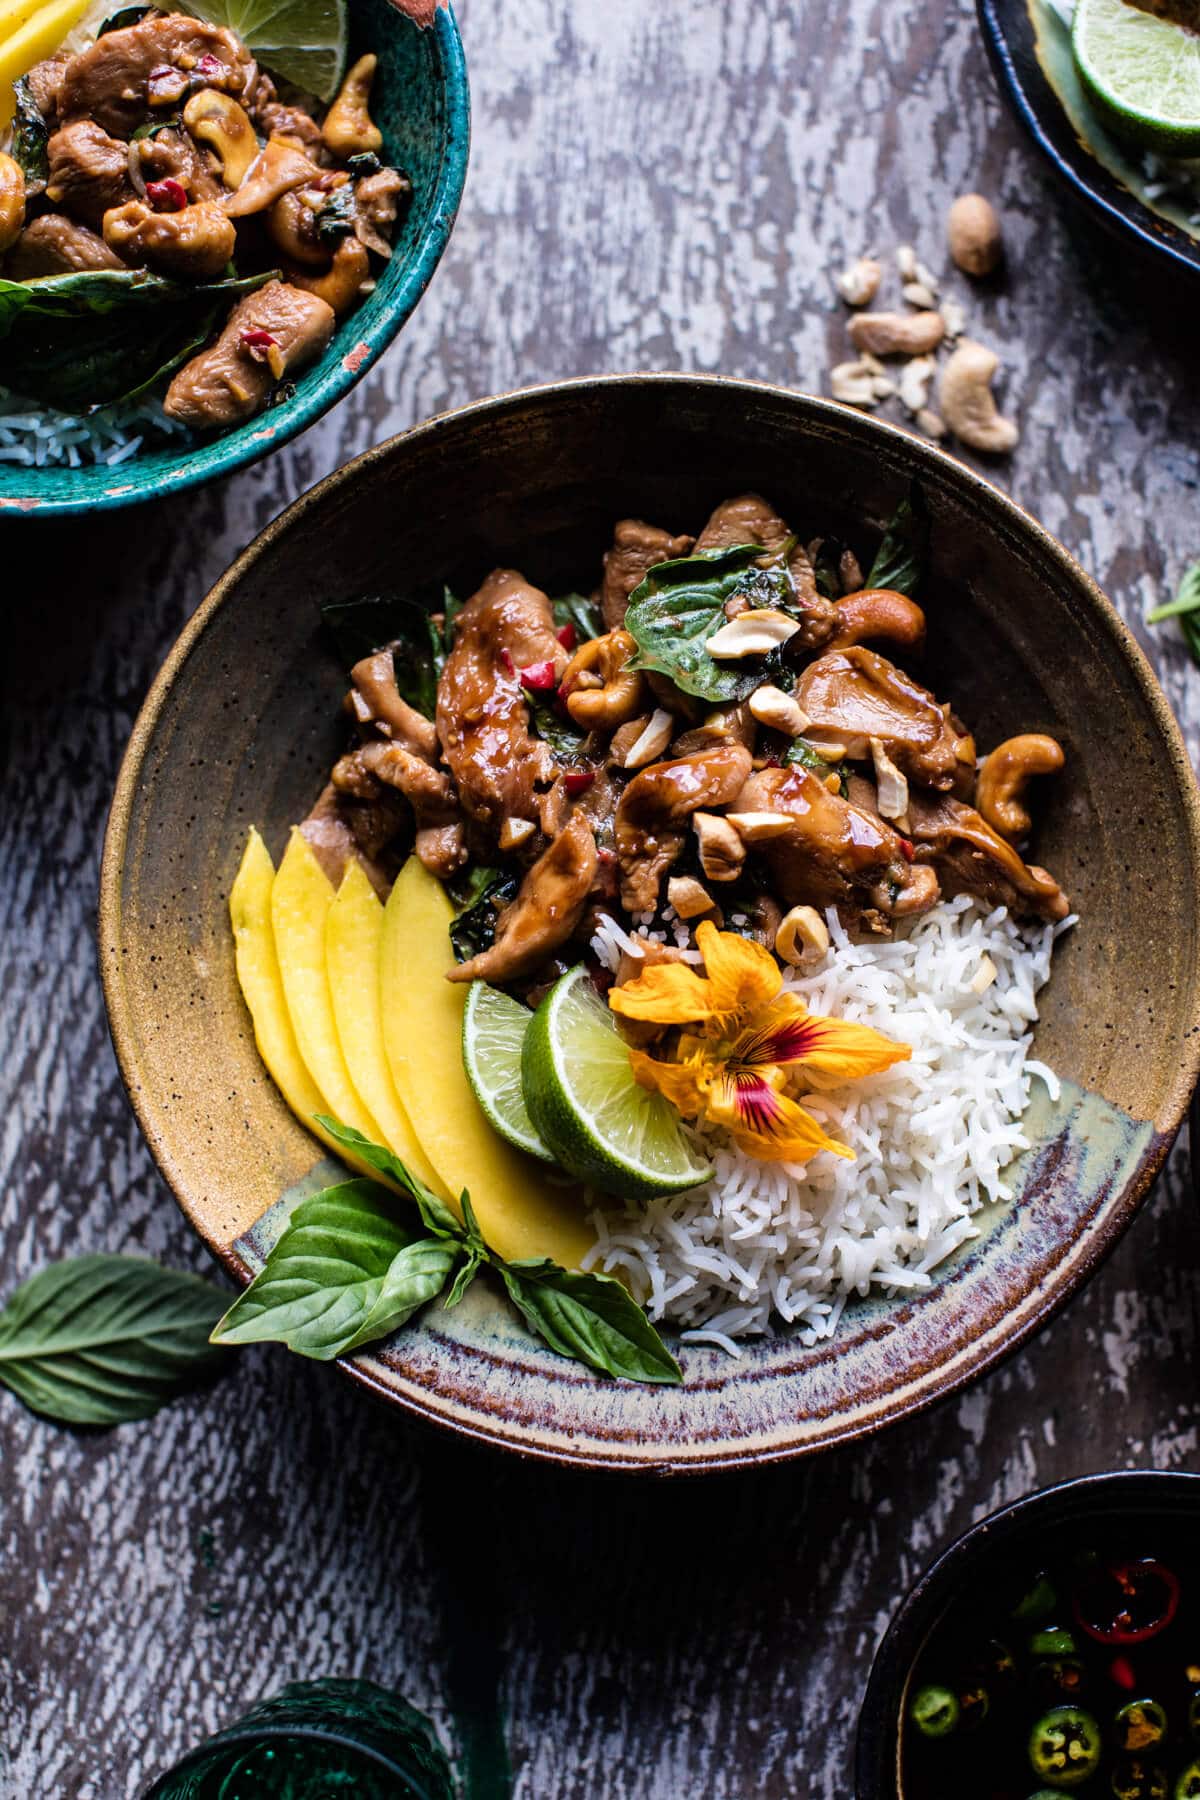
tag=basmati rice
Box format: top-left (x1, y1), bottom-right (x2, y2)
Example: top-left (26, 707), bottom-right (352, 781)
top-left (0, 388), bottom-right (192, 469)
top-left (585, 896), bottom-right (1072, 1352)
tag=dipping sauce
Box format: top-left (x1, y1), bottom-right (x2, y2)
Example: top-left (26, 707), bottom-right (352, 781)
top-left (903, 1526), bottom-right (1200, 1798)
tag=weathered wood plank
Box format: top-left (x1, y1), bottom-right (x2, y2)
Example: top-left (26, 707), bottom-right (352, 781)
top-left (1, 0), bottom-right (1197, 1793)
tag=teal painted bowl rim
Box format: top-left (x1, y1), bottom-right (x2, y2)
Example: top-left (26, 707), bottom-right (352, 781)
top-left (99, 374), bottom-right (1200, 1474)
top-left (0, 1), bottom-right (470, 518)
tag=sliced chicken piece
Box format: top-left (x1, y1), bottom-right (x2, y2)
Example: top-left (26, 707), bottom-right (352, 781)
top-left (353, 166), bottom-right (410, 256)
top-left (693, 492), bottom-right (837, 648)
top-left (359, 741), bottom-right (467, 879)
top-left (163, 280), bottom-right (335, 429)
top-left (615, 742), bottom-right (753, 913)
top-left (5, 213), bottom-right (122, 277)
top-left (601, 518), bottom-right (695, 630)
top-left (795, 646), bottom-right (972, 792)
top-left (446, 811), bottom-right (599, 984)
top-left (58, 16), bottom-right (254, 139)
top-left (25, 52), bottom-right (70, 125)
top-left (436, 567), bottom-right (568, 836)
top-left (906, 789), bottom-right (1069, 922)
top-left (732, 765), bottom-right (939, 931)
top-left (298, 783), bottom-right (390, 897)
top-left (45, 119), bottom-right (135, 230)
top-left (348, 651), bottom-right (438, 758)
top-left (137, 127), bottom-right (223, 205)
top-left (222, 137), bottom-right (321, 218)
top-left (102, 197), bottom-right (236, 280)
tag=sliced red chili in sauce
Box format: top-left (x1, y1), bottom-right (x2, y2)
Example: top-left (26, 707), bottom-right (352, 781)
top-left (1073, 1559), bottom-right (1180, 1646)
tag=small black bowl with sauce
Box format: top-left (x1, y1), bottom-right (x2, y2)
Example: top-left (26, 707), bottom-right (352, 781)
top-left (857, 1471), bottom-right (1200, 1800)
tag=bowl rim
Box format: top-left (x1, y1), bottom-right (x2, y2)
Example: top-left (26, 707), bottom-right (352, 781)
top-left (855, 1467), bottom-right (1200, 1798)
top-left (99, 371), bottom-right (1200, 1471)
top-left (976, 0), bottom-right (1200, 281)
top-left (0, 1), bottom-right (470, 519)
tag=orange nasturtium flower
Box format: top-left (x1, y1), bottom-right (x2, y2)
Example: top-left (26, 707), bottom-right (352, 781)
top-left (608, 921), bottom-right (911, 1163)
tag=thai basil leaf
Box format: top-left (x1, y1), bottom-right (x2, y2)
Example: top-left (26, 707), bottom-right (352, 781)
top-left (624, 544), bottom-right (790, 702)
top-left (129, 114), bottom-right (182, 142)
top-left (810, 537), bottom-right (845, 601)
top-left (527, 690), bottom-right (587, 757)
top-left (10, 79), bottom-right (48, 192)
top-left (211, 1180), bottom-right (459, 1360)
top-left (553, 592), bottom-right (604, 642)
top-left (448, 872), bottom-right (519, 964)
top-left (315, 185), bottom-right (358, 246)
top-left (446, 862), bottom-right (501, 911)
top-left (499, 1262), bottom-right (682, 1385)
top-left (99, 4), bottom-right (153, 30)
top-left (315, 1116), bottom-right (467, 1243)
top-left (347, 151), bottom-right (383, 178)
top-left (784, 735), bottom-right (850, 796)
top-left (0, 1255), bottom-right (228, 1426)
top-left (0, 268), bottom-right (277, 411)
top-left (320, 591), bottom-right (442, 716)
top-left (441, 585), bottom-right (464, 656)
top-left (1148, 562), bottom-right (1200, 668)
top-left (865, 484), bottom-right (930, 596)
top-left (443, 1251), bottom-right (486, 1309)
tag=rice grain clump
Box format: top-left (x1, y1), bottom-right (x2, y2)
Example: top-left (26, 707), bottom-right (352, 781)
top-left (585, 897), bottom-right (1070, 1357)
top-left (0, 391), bottom-right (192, 469)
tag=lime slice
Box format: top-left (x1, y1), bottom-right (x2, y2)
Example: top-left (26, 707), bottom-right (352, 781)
top-left (521, 967), bottom-right (712, 1201)
top-left (182, 0), bottom-right (347, 102)
top-left (462, 981), bottom-right (555, 1164)
top-left (1073, 0), bottom-right (1200, 154)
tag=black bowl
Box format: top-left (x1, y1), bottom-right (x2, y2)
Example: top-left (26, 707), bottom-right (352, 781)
top-left (978, 0), bottom-right (1200, 282)
top-left (856, 1469), bottom-right (1200, 1798)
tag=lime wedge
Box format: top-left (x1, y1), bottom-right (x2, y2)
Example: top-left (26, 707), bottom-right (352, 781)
top-left (181, 0), bottom-right (347, 102)
top-left (521, 967), bottom-right (712, 1201)
top-left (462, 981), bottom-right (555, 1164)
top-left (1073, 0), bottom-right (1200, 154)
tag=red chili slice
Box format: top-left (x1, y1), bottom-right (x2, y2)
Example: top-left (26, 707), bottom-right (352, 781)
top-left (898, 837), bottom-right (915, 862)
top-left (519, 659), bottom-right (557, 691)
top-left (556, 622), bottom-right (577, 651)
top-left (145, 177), bottom-right (187, 212)
top-left (1109, 1655), bottom-right (1137, 1690)
top-left (192, 52), bottom-right (225, 79)
top-left (562, 769), bottom-right (594, 796)
top-left (1074, 1560), bottom-right (1181, 1646)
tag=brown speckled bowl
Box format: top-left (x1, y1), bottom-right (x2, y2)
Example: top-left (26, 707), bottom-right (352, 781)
top-left (99, 374), bottom-right (1200, 1472)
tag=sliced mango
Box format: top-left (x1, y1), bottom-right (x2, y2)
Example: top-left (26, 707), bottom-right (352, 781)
top-left (380, 856), bottom-right (594, 1269)
top-left (0, 0), bottom-right (54, 46)
top-left (326, 859), bottom-right (447, 1198)
top-left (271, 828), bottom-right (386, 1149)
top-left (229, 828), bottom-right (374, 1175)
top-left (0, 0), bottom-right (91, 98)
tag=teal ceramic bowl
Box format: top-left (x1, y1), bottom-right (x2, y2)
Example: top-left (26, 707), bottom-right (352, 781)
top-left (0, 0), bottom-right (469, 517)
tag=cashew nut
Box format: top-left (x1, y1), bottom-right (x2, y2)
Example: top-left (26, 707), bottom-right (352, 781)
top-left (891, 863), bottom-right (940, 917)
top-left (620, 707), bottom-right (675, 769)
top-left (498, 816), bottom-right (536, 851)
top-left (938, 340), bottom-right (1018, 454)
top-left (182, 89), bottom-right (257, 189)
top-left (224, 137), bottom-right (321, 218)
top-left (828, 589), bottom-right (927, 653)
top-left (322, 52), bottom-right (383, 158)
top-left (947, 193), bottom-right (1002, 277)
top-left (692, 811), bottom-right (745, 883)
top-left (896, 245), bottom-right (938, 292)
top-left (667, 875), bottom-right (717, 920)
top-left (267, 186), bottom-right (333, 268)
top-left (897, 355), bottom-right (936, 416)
top-left (0, 152), bottom-right (26, 254)
top-left (835, 256), bottom-right (881, 307)
top-left (870, 736), bottom-right (909, 824)
top-left (705, 609), bottom-right (801, 658)
top-left (561, 627), bottom-right (645, 729)
top-left (748, 684), bottom-right (811, 736)
top-left (774, 905), bottom-right (830, 968)
top-left (830, 359), bottom-right (880, 408)
top-left (848, 310), bottom-right (945, 358)
top-left (975, 733), bottom-right (1065, 841)
top-left (726, 811), bottom-right (795, 843)
top-left (289, 235), bottom-right (371, 315)
top-left (102, 197), bottom-right (236, 281)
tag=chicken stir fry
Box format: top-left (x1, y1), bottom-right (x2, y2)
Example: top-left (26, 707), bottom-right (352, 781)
top-left (309, 492), bottom-right (1070, 995)
top-left (1, 12), bottom-right (409, 428)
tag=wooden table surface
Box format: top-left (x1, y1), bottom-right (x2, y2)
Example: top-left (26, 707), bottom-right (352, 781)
top-left (4, 1), bottom-right (1200, 1794)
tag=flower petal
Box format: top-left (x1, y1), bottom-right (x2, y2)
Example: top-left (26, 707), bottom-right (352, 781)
top-left (693, 920), bottom-right (781, 1023)
top-left (627, 1047), bottom-right (711, 1120)
top-left (785, 1012), bottom-right (912, 1086)
top-left (704, 1067), bottom-right (853, 1163)
top-left (609, 958), bottom-right (718, 1024)
top-left (730, 995), bottom-right (819, 1067)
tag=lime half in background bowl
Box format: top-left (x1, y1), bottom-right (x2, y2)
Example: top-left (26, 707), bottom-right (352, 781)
top-left (0, 0), bottom-right (469, 517)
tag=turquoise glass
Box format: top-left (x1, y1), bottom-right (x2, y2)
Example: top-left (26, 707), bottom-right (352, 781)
top-left (0, 0), bottom-right (469, 516)
top-left (143, 1679), bottom-right (456, 1799)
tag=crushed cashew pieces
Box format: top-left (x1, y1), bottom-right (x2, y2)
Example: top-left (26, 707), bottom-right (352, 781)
top-left (608, 921), bottom-right (911, 1163)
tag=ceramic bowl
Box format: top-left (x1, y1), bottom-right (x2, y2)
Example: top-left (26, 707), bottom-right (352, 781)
top-left (978, 0), bottom-right (1200, 280)
top-left (99, 373), bottom-right (1200, 1472)
top-left (0, 0), bottom-right (469, 517)
top-left (856, 1468), bottom-right (1200, 1797)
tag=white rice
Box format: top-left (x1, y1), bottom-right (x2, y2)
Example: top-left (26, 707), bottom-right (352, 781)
top-left (0, 389), bottom-right (192, 468)
top-left (585, 896), bottom-right (1072, 1352)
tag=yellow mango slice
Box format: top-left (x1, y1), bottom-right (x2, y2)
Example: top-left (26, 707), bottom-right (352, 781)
top-left (229, 828), bottom-right (373, 1173)
top-left (326, 859), bottom-right (447, 1197)
top-left (0, 0), bottom-right (91, 95)
top-left (271, 828), bottom-right (386, 1148)
top-left (380, 856), bottom-right (594, 1268)
top-left (0, 0), bottom-right (53, 47)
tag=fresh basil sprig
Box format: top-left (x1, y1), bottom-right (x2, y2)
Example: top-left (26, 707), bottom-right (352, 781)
top-left (553, 592), bottom-right (604, 641)
top-left (214, 1119), bottom-right (682, 1386)
top-left (865, 484), bottom-right (930, 596)
top-left (1147, 561), bottom-right (1200, 667)
top-left (0, 1255), bottom-right (229, 1426)
top-left (624, 543), bottom-right (793, 702)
